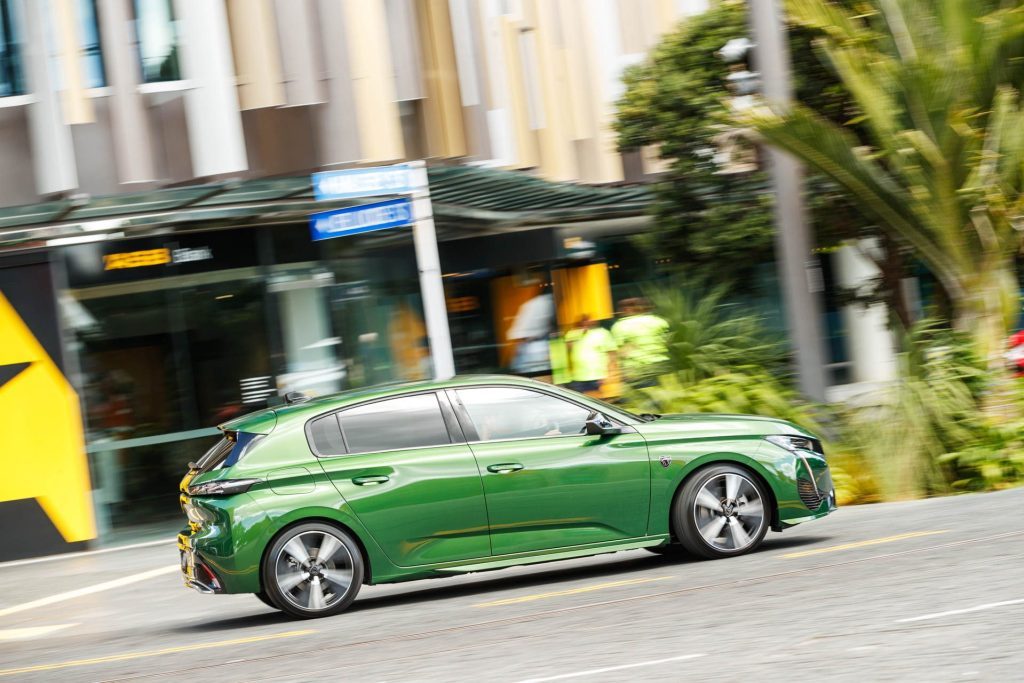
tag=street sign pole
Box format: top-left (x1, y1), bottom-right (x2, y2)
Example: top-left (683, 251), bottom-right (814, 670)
top-left (310, 161), bottom-right (456, 381)
top-left (408, 161), bottom-right (455, 380)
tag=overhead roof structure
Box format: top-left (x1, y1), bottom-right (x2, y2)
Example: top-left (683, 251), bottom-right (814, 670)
top-left (0, 165), bottom-right (652, 252)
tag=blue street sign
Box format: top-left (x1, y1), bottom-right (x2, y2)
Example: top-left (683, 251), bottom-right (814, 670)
top-left (310, 197), bottom-right (414, 241)
top-left (312, 164), bottom-right (415, 200)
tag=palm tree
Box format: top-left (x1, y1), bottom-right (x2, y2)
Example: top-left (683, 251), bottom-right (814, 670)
top-left (744, 0), bottom-right (1024, 369)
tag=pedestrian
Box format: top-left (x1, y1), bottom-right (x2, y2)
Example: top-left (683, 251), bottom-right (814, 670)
top-left (564, 314), bottom-right (617, 396)
top-left (611, 297), bottom-right (670, 386)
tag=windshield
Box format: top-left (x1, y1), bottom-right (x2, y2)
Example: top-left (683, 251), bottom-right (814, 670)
top-left (580, 394), bottom-right (643, 424)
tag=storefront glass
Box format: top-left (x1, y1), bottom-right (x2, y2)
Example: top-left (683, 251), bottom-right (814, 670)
top-left (58, 223), bottom-right (424, 537)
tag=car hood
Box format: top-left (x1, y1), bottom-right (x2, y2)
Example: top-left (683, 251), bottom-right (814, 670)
top-left (631, 413), bottom-right (816, 440)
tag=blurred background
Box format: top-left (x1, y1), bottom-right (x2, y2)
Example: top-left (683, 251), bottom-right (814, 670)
top-left (0, 0), bottom-right (1022, 561)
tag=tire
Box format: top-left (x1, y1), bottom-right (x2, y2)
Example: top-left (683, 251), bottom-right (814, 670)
top-left (255, 591), bottom-right (277, 609)
top-left (673, 464), bottom-right (769, 560)
top-left (262, 522), bottom-right (364, 619)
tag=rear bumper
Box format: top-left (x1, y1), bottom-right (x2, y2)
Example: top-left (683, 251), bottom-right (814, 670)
top-left (178, 532), bottom-right (225, 594)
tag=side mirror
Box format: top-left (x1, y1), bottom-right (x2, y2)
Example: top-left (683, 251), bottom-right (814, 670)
top-left (585, 411), bottom-right (622, 436)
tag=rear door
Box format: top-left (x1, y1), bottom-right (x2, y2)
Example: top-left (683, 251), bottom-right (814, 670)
top-left (311, 391), bottom-right (490, 567)
top-left (451, 386), bottom-right (650, 556)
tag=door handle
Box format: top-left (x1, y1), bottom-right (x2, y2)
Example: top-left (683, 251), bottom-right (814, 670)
top-left (352, 475), bottom-right (390, 486)
top-left (487, 463), bottom-right (524, 474)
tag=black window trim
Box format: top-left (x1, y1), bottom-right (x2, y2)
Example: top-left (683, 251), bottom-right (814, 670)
top-left (304, 389), bottom-right (466, 458)
top-left (446, 384), bottom-right (635, 446)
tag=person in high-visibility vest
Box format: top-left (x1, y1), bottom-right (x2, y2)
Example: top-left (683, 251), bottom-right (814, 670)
top-left (564, 315), bottom-right (617, 395)
top-left (611, 297), bottom-right (669, 386)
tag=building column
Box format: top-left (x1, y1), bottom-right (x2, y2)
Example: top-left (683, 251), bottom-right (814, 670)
top-left (19, 0), bottom-right (78, 195)
top-left (836, 240), bottom-right (898, 384)
top-left (173, 0), bottom-right (249, 177)
top-left (226, 0), bottom-right (286, 111)
top-left (97, 0), bottom-right (156, 184)
top-left (340, 0), bottom-right (405, 162)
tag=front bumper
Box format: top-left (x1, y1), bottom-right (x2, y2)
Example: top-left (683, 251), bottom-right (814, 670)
top-left (772, 446), bottom-right (837, 527)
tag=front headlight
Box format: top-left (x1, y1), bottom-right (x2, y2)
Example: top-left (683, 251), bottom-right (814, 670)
top-left (187, 478), bottom-right (260, 497)
top-left (764, 434), bottom-right (822, 455)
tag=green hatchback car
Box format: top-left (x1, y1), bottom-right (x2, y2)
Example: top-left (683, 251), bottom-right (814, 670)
top-left (179, 375), bottom-right (835, 618)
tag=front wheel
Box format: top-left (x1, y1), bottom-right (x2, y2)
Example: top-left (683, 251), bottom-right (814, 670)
top-left (262, 522), bottom-right (364, 619)
top-left (673, 465), bottom-right (769, 559)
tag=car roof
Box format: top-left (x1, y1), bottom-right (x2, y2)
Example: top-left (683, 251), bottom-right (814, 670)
top-left (219, 374), bottom-right (547, 432)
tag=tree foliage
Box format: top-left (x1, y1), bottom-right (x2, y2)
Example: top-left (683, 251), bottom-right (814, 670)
top-left (745, 0), bottom-right (1024, 366)
top-left (614, 0), bottom-right (859, 285)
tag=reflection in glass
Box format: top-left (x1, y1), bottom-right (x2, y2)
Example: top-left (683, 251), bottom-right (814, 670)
top-left (78, 0), bottom-right (105, 88)
top-left (339, 394), bottom-right (451, 453)
top-left (456, 387), bottom-right (591, 440)
top-left (63, 270), bottom-right (273, 532)
top-left (0, 0), bottom-right (24, 97)
top-left (133, 0), bottom-right (180, 82)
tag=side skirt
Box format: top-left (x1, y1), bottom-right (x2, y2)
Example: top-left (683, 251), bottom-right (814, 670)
top-left (371, 536), bottom-right (670, 584)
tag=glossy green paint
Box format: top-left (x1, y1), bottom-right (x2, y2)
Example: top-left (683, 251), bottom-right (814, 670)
top-left (469, 432), bottom-right (650, 555)
top-left (178, 375), bottom-right (836, 596)
top-left (317, 442), bottom-right (490, 566)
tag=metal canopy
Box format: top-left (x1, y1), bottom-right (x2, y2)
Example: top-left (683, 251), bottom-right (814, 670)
top-left (0, 166), bottom-right (651, 252)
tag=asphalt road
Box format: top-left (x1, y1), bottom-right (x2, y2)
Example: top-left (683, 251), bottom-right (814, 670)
top-left (1, 488), bottom-right (1022, 682)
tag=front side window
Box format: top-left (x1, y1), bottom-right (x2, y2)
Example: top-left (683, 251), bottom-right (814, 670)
top-left (456, 387), bottom-right (591, 441)
top-left (0, 0), bottom-right (24, 97)
top-left (338, 393), bottom-right (451, 454)
top-left (133, 0), bottom-right (180, 82)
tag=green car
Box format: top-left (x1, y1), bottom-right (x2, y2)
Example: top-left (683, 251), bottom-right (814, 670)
top-left (179, 375), bottom-right (835, 618)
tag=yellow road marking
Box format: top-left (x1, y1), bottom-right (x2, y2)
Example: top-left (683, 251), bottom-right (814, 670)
top-left (475, 576), bottom-right (672, 608)
top-left (0, 629), bottom-right (316, 677)
top-left (780, 530), bottom-right (951, 559)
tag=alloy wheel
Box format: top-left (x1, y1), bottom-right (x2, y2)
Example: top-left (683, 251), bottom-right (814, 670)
top-left (274, 530), bottom-right (355, 612)
top-left (691, 472), bottom-right (765, 553)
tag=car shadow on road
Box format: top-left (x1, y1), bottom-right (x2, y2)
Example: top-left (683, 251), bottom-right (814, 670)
top-left (178, 533), bottom-right (831, 633)
top-left (759, 535), bottom-right (832, 551)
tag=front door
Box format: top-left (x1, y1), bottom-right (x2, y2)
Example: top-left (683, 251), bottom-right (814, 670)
top-left (312, 392), bottom-right (490, 567)
top-left (451, 386), bottom-right (650, 556)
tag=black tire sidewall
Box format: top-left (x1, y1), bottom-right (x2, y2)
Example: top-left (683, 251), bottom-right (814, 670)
top-left (262, 522), bottom-right (364, 619)
top-left (673, 464), bottom-right (770, 560)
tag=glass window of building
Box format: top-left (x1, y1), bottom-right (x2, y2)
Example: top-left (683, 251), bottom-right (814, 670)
top-left (58, 221), bottom-right (430, 536)
top-left (78, 0), bottom-right (105, 88)
top-left (0, 0), bottom-right (24, 97)
top-left (133, 0), bottom-right (180, 82)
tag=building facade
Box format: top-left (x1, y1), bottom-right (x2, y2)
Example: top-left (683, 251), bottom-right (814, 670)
top-left (0, 0), bottom-right (712, 207)
top-left (0, 0), bottom-right (894, 560)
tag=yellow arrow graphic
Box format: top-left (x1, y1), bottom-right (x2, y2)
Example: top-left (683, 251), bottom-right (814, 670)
top-left (0, 291), bottom-right (96, 542)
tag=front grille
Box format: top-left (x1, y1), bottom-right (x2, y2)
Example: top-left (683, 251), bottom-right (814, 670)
top-left (797, 477), bottom-right (825, 509)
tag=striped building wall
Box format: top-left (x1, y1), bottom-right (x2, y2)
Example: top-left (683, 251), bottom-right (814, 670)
top-left (0, 0), bottom-right (710, 208)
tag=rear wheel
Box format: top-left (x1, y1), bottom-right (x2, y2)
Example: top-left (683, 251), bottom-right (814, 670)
top-left (262, 522), bottom-right (364, 619)
top-left (674, 464), bottom-right (769, 559)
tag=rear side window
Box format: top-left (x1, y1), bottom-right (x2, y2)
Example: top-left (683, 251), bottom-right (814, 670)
top-left (193, 432), bottom-right (261, 473)
top-left (339, 393), bottom-right (451, 454)
top-left (309, 414), bottom-right (345, 455)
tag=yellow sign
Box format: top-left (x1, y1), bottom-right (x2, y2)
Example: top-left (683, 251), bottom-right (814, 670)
top-left (0, 292), bottom-right (95, 542)
top-left (103, 248), bottom-right (171, 270)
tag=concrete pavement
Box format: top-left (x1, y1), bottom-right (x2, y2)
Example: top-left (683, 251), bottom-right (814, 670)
top-left (0, 488), bottom-right (1022, 681)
